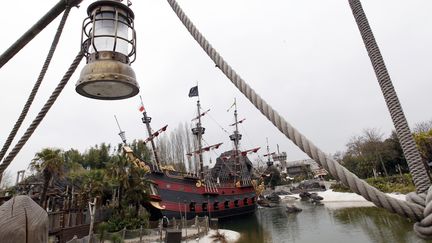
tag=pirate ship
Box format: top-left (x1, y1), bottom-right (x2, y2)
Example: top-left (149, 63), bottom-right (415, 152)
top-left (121, 94), bottom-right (259, 220)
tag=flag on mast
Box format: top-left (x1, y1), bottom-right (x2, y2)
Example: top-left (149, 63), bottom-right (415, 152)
top-left (138, 95), bottom-right (145, 112)
top-left (188, 86), bottom-right (199, 97)
top-left (139, 105), bottom-right (145, 112)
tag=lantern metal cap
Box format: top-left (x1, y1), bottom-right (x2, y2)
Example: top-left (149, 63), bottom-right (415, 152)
top-left (76, 51), bottom-right (139, 100)
top-left (87, 0), bottom-right (135, 19)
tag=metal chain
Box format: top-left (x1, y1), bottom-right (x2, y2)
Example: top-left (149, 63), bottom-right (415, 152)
top-left (0, 51), bottom-right (84, 176)
top-left (166, 0), bottom-right (425, 222)
top-left (0, 7), bottom-right (72, 168)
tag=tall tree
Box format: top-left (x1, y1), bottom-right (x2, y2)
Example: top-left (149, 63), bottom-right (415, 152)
top-left (123, 165), bottom-right (150, 216)
top-left (414, 129), bottom-right (432, 163)
top-left (106, 155), bottom-right (129, 210)
top-left (185, 122), bottom-right (194, 172)
top-left (342, 128), bottom-right (404, 178)
top-left (29, 148), bottom-right (65, 208)
top-left (0, 170), bottom-right (13, 189)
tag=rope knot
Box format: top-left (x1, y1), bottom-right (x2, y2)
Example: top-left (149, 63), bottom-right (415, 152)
top-left (407, 187), bottom-right (432, 239)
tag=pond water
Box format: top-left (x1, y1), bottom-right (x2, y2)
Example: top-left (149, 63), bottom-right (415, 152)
top-left (219, 202), bottom-right (431, 243)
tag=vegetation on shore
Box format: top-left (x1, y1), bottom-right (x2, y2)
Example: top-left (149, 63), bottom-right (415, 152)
top-left (6, 140), bottom-right (161, 232)
top-left (330, 174), bottom-right (415, 194)
top-left (332, 120), bottom-right (431, 180)
top-left (328, 120), bottom-right (431, 194)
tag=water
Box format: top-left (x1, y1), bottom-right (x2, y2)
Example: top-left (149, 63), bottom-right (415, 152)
top-left (220, 202), bottom-right (431, 243)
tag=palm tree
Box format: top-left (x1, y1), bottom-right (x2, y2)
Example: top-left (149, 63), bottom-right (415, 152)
top-left (106, 155), bottom-right (130, 210)
top-left (29, 148), bottom-right (65, 208)
top-left (124, 165), bottom-right (150, 216)
top-left (82, 169), bottom-right (106, 200)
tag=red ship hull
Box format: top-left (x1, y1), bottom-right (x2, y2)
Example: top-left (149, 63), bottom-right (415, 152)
top-left (145, 171), bottom-right (257, 220)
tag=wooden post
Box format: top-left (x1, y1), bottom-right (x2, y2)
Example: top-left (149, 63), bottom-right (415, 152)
top-left (88, 198), bottom-right (97, 241)
top-left (122, 227), bottom-right (126, 240)
top-left (159, 219), bottom-right (163, 242)
top-left (0, 196), bottom-right (48, 243)
top-left (71, 235), bottom-right (78, 243)
top-left (205, 216), bottom-right (209, 234)
top-left (184, 216), bottom-right (187, 238)
top-left (196, 216), bottom-right (200, 234)
top-left (139, 225), bottom-right (143, 243)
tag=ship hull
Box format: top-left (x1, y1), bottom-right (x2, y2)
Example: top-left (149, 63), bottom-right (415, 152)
top-left (147, 172), bottom-right (257, 220)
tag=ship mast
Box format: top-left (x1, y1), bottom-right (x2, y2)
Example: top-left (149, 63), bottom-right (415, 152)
top-left (142, 111), bottom-right (161, 170)
top-left (192, 99), bottom-right (205, 179)
top-left (266, 137), bottom-right (273, 167)
top-left (140, 97), bottom-right (160, 170)
top-left (229, 99), bottom-right (242, 183)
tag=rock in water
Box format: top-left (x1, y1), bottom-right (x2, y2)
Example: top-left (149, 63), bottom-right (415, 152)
top-left (286, 205), bottom-right (302, 213)
top-left (0, 195), bottom-right (48, 243)
top-left (310, 193), bottom-right (324, 201)
top-left (299, 191), bottom-right (311, 200)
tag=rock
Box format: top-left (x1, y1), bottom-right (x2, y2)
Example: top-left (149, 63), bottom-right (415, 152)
top-left (274, 190), bottom-right (292, 196)
top-left (265, 192), bottom-right (281, 203)
top-left (310, 193), bottom-right (324, 201)
top-left (286, 205), bottom-right (302, 213)
top-left (299, 191), bottom-right (311, 200)
top-left (257, 197), bottom-right (271, 207)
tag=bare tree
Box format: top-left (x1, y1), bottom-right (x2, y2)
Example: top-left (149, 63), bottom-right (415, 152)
top-left (0, 170), bottom-right (13, 189)
top-left (414, 119), bottom-right (432, 133)
top-left (184, 122), bottom-right (194, 172)
top-left (155, 122), bottom-right (192, 172)
top-left (362, 128), bottom-right (384, 142)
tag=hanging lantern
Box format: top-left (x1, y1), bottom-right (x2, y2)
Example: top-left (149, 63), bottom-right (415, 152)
top-left (76, 0), bottom-right (139, 100)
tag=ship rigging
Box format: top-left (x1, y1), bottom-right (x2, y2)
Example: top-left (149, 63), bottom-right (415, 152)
top-left (0, 0), bottom-right (430, 240)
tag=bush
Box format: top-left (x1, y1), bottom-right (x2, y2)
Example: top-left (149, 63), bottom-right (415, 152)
top-left (330, 174), bottom-right (415, 194)
top-left (365, 174), bottom-right (415, 194)
top-left (330, 182), bottom-right (352, 193)
top-left (97, 222), bottom-right (109, 241)
top-left (106, 207), bottom-right (149, 232)
top-left (110, 233), bottom-right (123, 243)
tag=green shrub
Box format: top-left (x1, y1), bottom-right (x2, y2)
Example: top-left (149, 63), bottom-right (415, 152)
top-left (106, 207), bottom-right (149, 232)
top-left (330, 182), bottom-right (352, 192)
top-left (330, 174), bottom-right (415, 194)
top-left (110, 233), bottom-right (123, 243)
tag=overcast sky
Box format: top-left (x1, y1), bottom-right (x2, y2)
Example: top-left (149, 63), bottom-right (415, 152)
top-left (0, 0), bottom-right (431, 178)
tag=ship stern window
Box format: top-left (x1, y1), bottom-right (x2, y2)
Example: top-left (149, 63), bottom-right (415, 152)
top-left (149, 184), bottom-right (159, 196)
top-left (202, 203), bottom-right (208, 212)
top-left (224, 201), bottom-right (229, 209)
top-left (213, 202), bottom-right (219, 210)
top-left (189, 202), bottom-right (196, 212)
top-left (234, 200), bottom-right (239, 207)
top-left (243, 198), bottom-right (248, 205)
top-left (251, 197), bottom-right (255, 204)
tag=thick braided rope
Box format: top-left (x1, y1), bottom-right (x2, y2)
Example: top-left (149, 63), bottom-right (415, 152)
top-left (349, 0), bottom-right (432, 237)
top-left (348, 0), bottom-right (430, 194)
top-left (0, 7), bottom-right (71, 167)
top-left (166, 0), bottom-right (425, 222)
top-left (407, 190), bottom-right (432, 238)
top-left (0, 51), bottom-right (84, 176)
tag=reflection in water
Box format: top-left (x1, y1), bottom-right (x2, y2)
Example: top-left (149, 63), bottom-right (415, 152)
top-left (332, 207), bottom-right (425, 243)
top-left (219, 202), bottom-right (431, 243)
top-left (219, 212), bottom-right (267, 243)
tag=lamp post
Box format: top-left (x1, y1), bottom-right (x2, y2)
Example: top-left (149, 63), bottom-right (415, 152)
top-left (76, 0), bottom-right (139, 100)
